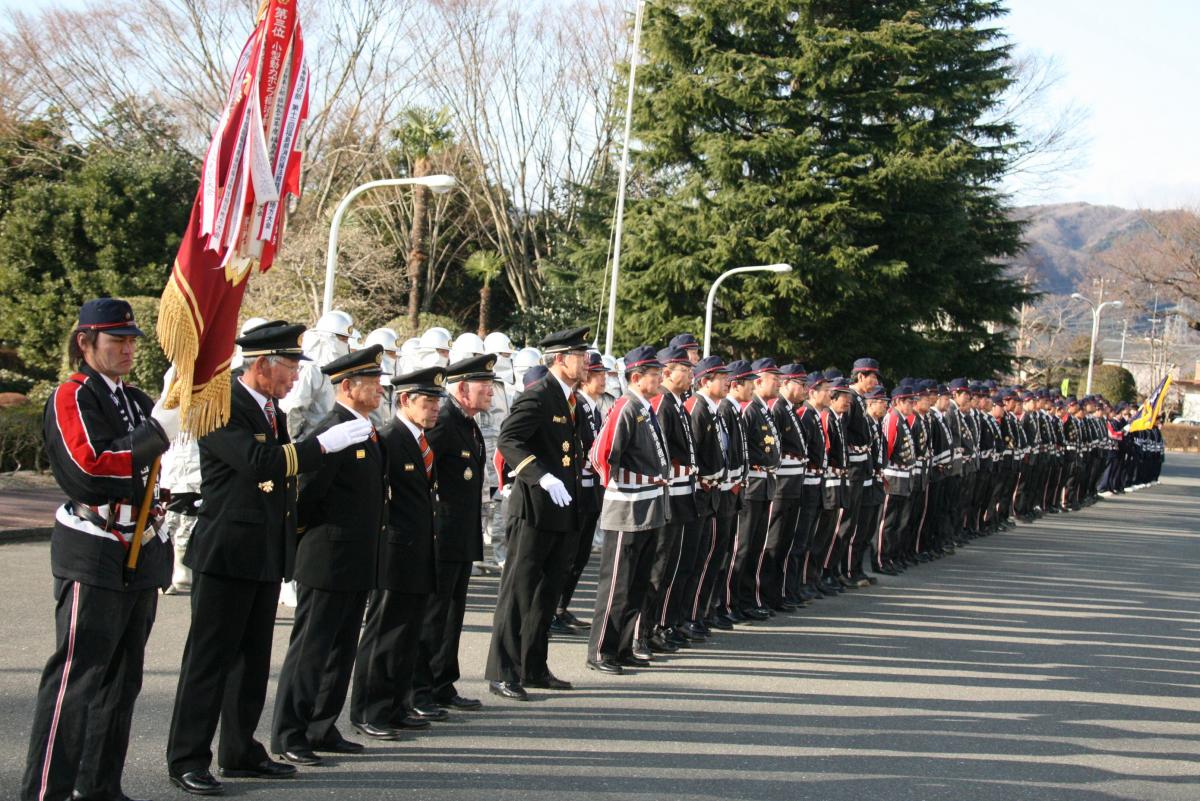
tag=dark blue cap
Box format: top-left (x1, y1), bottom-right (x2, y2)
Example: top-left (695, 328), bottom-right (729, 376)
top-left (827, 377), bottom-right (851, 393)
top-left (936, 384), bottom-right (950, 396)
top-left (750, 357), bottom-right (779, 374)
top-left (624, 345), bottom-right (663, 372)
top-left (851, 357), bottom-right (880, 373)
top-left (522, 365), bottom-right (549, 388)
top-left (584, 351), bottom-right (606, 372)
top-left (892, 385), bottom-right (915, 400)
top-left (657, 345), bottom-right (693, 366)
top-left (984, 379), bottom-right (998, 390)
top-left (865, 385), bottom-right (888, 400)
top-left (669, 333), bottom-right (700, 351)
top-left (779, 363), bottom-right (807, 379)
top-left (824, 367), bottom-right (844, 380)
top-left (694, 356), bottom-right (730, 380)
top-left (948, 377), bottom-right (970, 391)
top-left (805, 371), bottom-right (827, 389)
top-left (727, 360), bottom-right (757, 381)
top-left (917, 379), bottom-right (937, 394)
top-left (1035, 389), bottom-right (1049, 399)
top-left (77, 298), bottom-right (144, 337)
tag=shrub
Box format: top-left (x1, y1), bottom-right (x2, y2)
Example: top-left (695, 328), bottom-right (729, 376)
top-left (0, 404), bottom-right (46, 472)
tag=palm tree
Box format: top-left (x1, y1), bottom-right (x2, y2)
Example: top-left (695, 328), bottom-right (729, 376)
top-left (464, 250), bottom-right (505, 336)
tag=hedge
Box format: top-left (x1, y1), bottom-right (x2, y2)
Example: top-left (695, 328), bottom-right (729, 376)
top-left (1163, 424), bottom-right (1200, 452)
top-left (0, 404), bottom-right (46, 472)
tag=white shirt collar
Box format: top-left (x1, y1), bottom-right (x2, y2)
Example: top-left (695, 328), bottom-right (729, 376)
top-left (239, 377), bottom-right (270, 412)
top-left (397, 411), bottom-right (425, 443)
top-left (336, 401), bottom-right (366, 422)
top-left (628, 389), bottom-right (652, 411)
top-left (552, 371), bottom-right (575, 401)
top-left (97, 371), bottom-right (123, 394)
top-left (698, 390), bottom-right (720, 413)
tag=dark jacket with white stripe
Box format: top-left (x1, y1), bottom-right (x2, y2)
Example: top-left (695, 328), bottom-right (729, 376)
top-left (770, 396), bottom-right (807, 500)
top-left (716, 397), bottom-right (748, 518)
top-left (685, 393), bottom-right (727, 518)
top-left (591, 392), bottom-right (670, 533)
top-left (42, 364), bottom-right (171, 590)
top-left (651, 390), bottom-right (697, 523)
top-left (741, 394), bottom-right (781, 501)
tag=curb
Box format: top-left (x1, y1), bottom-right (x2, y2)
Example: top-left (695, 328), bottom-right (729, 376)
top-left (0, 527), bottom-right (53, 544)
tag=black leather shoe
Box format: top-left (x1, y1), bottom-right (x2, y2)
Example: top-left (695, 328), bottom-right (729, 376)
top-left (169, 770), bottom-right (223, 796)
top-left (663, 627), bottom-right (691, 647)
top-left (437, 694), bottom-right (482, 710)
top-left (548, 616), bottom-right (580, 636)
top-left (394, 715), bottom-right (431, 729)
top-left (72, 793), bottom-right (152, 801)
top-left (770, 601), bottom-right (797, 613)
top-left (618, 653), bottom-right (652, 667)
top-left (524, 672), bottom-right (573, 690)
top-left (647, 633), bottom-right (679, 653)
top-left (278, 748), bottom-right (322, 766)
top-left (313, 732), bottom-right (364, 753)
top-left (678, 621), bottom-right (707, 641)
top-left (849, 573), bottom-right (876, 586)
top-left (350, 721), bottom-right (404, 740)
top-left (876, 565), bottom-right (900, 576)
top-left (219, 758), bottom-right (297, 779)
top-left (410, 704), bottom-right (449, 721)
top-left (740, 607), bottom-right (769, 621)
top-left (631, 640), bottom-right (653, 660)
top-left (559, 610), bottom-right (591, 628)
top-left (587, 657), bottom-right (624, 674)
top-left (708, 614), bottom-right (734, 630)
top-left (489, 680), bottom-right (530, 701)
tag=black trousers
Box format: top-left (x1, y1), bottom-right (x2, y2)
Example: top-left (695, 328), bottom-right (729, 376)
top-left (758, 497), bottom-right (801, 607)
top-left (167, 572), bottom-right (279, 775)
top-left (811, 504), bottom-right (843, 581)
top-left (958, 471), bottom-right (977, 532)
top-left (22, 579), bottom-right (156, 801)
top-left (877, 492), bottom-right (910, 568)
top-left (350, 589), bottom-right (428, 726)
top-left (918, 481), bottom-right (944, 553)
top-left (640, 521), bottom-right (684, 635)
top-left (700, 512), bottom-right (738, 618)
top-left (849, 500), bottom-right (881, 574)
top-left (662, 513), bottom-right (708, 629)
top-left (271, 586), bottom-right (368, 752)
top-left (731, 498), bottom-right (770, 611)
top-left (972, 466), bottom-right (995, 530)
top-left (411, 560), bottom-right (472, 707)
top-left (901, 484), bottom-right (930, 556)
top-left (559, 508), bottom-right (599, 614)
top-left (785, 487), bottom-right (820, 597)
top-left (834, 477), bottom-right (865, 575)
top-left (588, 528), bottom-right (658, 661)
top-left (484, 518), bottom-right (577, 684)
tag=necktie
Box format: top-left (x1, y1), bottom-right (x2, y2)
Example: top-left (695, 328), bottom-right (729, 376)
top-left (567, 392), bottom-right (577, 423)
top-left (264, 399), bottom-right (278, 437)
top-left (369, 426), bottom-right (378, 443)
top-left (114, 386), bottom-right (134, 432)
top-left (418, 431), bottom-right (434, 479)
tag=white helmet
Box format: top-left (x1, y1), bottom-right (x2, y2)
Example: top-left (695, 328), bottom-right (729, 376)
top-left (418, 328), bottom-right (452, 352)
top-left (484, 331), bottom-right (515, 356)
top-left (427, 326), bottom-right (452, 342)
top-left (313, 310), bottom-right (353, 337)
top-left (513, 347), bottom-right (542, 370)
top-left (364, 328), bottom-right (400, 354)
top-left (399, 337), bottom-right (420, 356)
top-left (601, 354), bottom-right (617, 372)
top-left (348, 328), bottom-right (363, 350)
top-left (240, 316), bottom-right (268, 335)
top-left (450, 332), bottom-right (486, 362)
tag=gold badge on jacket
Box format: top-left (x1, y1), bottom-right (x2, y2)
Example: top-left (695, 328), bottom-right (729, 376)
top-left (258, 480), bottom-right (274, 493)
top-left (254, 433), bottom-right (267, 443)
top-left (404, 463), bottom-right (416, 471)
top-left (561, 441), bottom-right (570, 452)
top-left (561, 455), bottom-right (571, 467)
top-left (460, 449), bottom-right (470, 459)
top-left (464, 467), bottom-right (474, 480)
top-left (356, 449), bottom-right (366, 459)
top-left (764, 436), bottom-right (776, 445)
top-left (553, 415), bottom-right (567, 424)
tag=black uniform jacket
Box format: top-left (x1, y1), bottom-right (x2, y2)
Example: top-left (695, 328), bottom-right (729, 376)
top-left (294, 403), bottom-right (387, 592)
top-left (716, 397), bottom-right (749, 517)
top-left (577, 393), bottom-right (604, 517)
top-left (651, 390), bottom-right (697, 523)
top-left (428, 397), bottom-right (486, 563)
top-left (742, 395), bottom-right (782, 501)
top-left (496, 374), bottom-right (583, 533)
top-left (770, 396), bottom-right (807, 500)
top-left (685, 393), bottom-right (726, 518)
top-left (43, 364), bottom-right (170, 590)
top-left (187, 379), bottom-right (323, 583)
top-left (379, 417), bottom-right (439, 593)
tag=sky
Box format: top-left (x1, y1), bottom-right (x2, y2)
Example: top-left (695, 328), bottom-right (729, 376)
top-left (3, 0), bottom-right (1197, 211)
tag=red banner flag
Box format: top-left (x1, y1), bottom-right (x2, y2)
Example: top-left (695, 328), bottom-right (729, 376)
top-left (158, 0), bottom-right (308, 436)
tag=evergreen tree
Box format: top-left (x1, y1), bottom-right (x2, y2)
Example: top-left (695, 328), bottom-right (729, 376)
top-left (569, 0), bottom-right (1030, 377)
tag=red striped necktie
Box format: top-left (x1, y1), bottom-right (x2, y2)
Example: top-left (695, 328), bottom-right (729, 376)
top-left (568, 392), bottom-right (577, 423)
top-left (264, 399), bottom-right (278, 437)
top-left (418, 431), bottom-right (434, 479)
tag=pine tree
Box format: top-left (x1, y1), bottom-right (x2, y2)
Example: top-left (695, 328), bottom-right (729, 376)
top-left (569, 0), bottom-right (1030, 378)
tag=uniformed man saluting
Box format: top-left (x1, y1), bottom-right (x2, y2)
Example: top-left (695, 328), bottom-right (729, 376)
top-left (167, 321), bottom-right (373, 796)
top-left (485, 326), bottom-right (589, 700)
top-left (22, 298), bottom-right (174, 801)
top-left (271, 345), bottom-right (389, 766)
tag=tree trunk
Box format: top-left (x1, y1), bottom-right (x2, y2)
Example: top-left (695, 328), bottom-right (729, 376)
top-left (477, 283), bottom-right (491, 337)
top-left (406, 158), bottom-right (430, 334)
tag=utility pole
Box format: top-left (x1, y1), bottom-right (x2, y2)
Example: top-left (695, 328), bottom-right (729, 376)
top-left (1119, 318), bottom-right (1128, 368)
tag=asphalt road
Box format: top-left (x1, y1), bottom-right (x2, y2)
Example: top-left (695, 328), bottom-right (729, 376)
top-left (2, 455), bottom-right (1199, 801)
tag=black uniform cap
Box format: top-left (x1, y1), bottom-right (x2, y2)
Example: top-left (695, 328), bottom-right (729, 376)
top-left (323, 344), bottom-right (384, 382)
top-left (235, 320), bottom-right (310, 360)
top-left (446, 353), bottom-right (497, 383)
top-left (539, 326), bottom-right (590, 354)
top-left (393, 365), bottom-right (447, 397)
top-left (77, 298), bottom-right (144, 337)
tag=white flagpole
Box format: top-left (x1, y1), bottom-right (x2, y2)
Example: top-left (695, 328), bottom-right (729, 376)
top-left (603, 0), bottom-right (645, 357)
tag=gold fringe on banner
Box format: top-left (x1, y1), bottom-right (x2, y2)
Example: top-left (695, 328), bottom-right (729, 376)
top-left (157, 277), bottom-right (232, 438)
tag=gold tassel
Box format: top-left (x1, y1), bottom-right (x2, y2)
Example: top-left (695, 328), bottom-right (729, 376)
top-left (156, 278), bottom-right (231, 438)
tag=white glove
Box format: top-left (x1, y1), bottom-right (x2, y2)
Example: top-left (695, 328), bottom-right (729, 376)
top-left (538, 473), bottom-right (573, 507)
top-left (316, 418), bottom-right (373, 454)
top-left (151, 400), bottom-right (182, 441)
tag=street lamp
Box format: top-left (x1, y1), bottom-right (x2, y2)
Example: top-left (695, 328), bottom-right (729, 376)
top-left (1070, 292), bottom-right (1123, 395)
top-left (703, 263), bottom-right (793, 357)
top-left (323, 175), bottom-right (458, 315)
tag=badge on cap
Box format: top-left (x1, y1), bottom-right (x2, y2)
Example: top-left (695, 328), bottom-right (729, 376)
top-left (433, 374), bottom-right (444, 386)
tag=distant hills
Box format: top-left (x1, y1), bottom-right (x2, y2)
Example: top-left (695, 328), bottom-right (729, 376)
top-left (1008, 202), bottom-right (1152, 295)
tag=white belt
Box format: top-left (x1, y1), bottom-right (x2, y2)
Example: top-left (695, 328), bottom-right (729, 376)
top-left (746, 469), bottom-right (773, 479)
top-left (862, 478), bottom-right (873, 487)
top-left (848, 453), bottom-right (869, 463)
top-left (776, 465), bottom-right (806, 476)
top-left (582, 478), bottom-right (595, 488)
top-left (79, 502), bottom-right (138, 527)
top-left (616, 468), bottom-right (664, 486)
top-left (803, 476), bottom-right (823, 485)
top-left (883, 468), bottom-right (910, 479)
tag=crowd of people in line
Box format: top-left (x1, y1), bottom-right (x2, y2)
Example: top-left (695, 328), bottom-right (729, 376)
top-left (20, 297), bottom-right (1165, 801)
